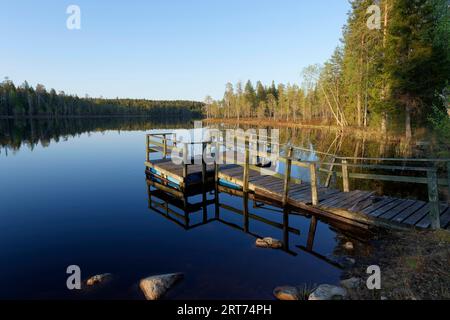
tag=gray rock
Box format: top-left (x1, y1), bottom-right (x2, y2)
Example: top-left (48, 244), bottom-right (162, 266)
top-left (256, 237), bottom-right (283, 249)
top-left (308, 284), bottom-right (347, 300)
top-left (140, 273), bottom-right (183, 300)
top-left (86, 273), bottom-right (112, 286)
top-left (340, 277), bottom-right (361, 289)
top-left (343, 242), bottom-right (354, 250)
top-left (273, 286), bottom-right (300, 300)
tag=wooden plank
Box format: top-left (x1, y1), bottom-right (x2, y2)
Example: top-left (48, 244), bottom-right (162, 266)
top-left (332, 190), bottom-right (366, 208)
top-left (348, 196), bottom-right (377, 212)
top-left (439, 207), bottom-right (450, 229)
top-left (403, 204), bottom-right (430, 226)
top-left (416, 203), bottom-right (448, 229)
top-left (343, 192), bottom-right (376, 210)
top-left (369, 199), bottom-right (404, 218)
top-left (289, 184), bottom-right (312, 194)
top-left (379, 199), bottom-right (417, 220)
top-left (321, 191), bottom-right (358, 207)
top-left (326, 191), bottom-right (362, 208)
top-left (391, 201), bottom-right (427, 223)
top-left (362, 197), bottom-right (397, 215)
top-left (336, 191), bottom-right (375, 210)
top-left (318, 192), bottom-right (349, 206)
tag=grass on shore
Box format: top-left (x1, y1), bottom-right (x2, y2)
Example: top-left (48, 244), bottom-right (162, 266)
top-left (344, 229), bottom-right (450, 300)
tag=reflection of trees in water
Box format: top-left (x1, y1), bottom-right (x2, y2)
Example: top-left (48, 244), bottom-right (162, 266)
top-left (217, 123), bottom-right (436, 160)
top-left (0, 117), bottom-right (194, 152)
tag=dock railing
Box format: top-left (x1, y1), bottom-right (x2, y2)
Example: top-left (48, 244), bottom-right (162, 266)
top-left (146, 132), bottom-right (450, 230)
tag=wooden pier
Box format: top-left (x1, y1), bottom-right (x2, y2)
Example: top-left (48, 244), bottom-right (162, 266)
top-left (145, 132), bottom-right (450, 231)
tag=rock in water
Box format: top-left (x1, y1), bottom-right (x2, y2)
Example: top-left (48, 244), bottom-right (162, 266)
top-left (255, 237), bottom-right (283, 249)
top-left (340, 277), bottom-right (361, 289)
top-left (343, 242), bottom-right (354, 250)
top-left (86, 273), bottom-right (112, 286)
top-left (308, 284), bottom-right (347, 300)
top-left (273, 286), bottom-right (300, 300)
top-left (139, 273), bottom-right (183, 300)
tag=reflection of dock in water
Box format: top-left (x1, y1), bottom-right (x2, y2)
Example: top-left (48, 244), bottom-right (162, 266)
top-left (146, 176), bottom-right (372, 267)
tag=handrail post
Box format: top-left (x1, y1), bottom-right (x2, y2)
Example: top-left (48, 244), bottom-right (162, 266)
top-left (427, 168), bottom-right (441, 229)
top-left (309, 162), bottom-right (318, 206)
top-left (183, 143), bottom-right (188, 179)
top-left (282, 147), bottom-right (293, 206)
top-left (162, 134), bottom-right (167, 158)
top-left (146, 135), bottom-right (150, 162)
top-left (342, 159), bottom-right (350, 192)
top-left (243, 137), bottom-right (250, 193)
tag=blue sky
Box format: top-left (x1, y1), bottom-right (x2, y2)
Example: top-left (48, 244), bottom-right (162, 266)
top-left (0, 1), bottom-right (350, 101)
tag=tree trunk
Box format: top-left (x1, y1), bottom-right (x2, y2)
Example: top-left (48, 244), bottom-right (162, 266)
top-left (405, 105), bottom-right (412, 139)
top-left (381, 111), bottom-right (387, 134)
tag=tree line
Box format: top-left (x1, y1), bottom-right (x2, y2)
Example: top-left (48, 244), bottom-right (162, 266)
top-left (205, 0), bottom-right (449, 135)
top-left (0, 79), bottom-right (204, 118)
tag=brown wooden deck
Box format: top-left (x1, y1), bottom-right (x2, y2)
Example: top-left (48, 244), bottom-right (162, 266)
top-left (218, 165), bottom-right (450, 230)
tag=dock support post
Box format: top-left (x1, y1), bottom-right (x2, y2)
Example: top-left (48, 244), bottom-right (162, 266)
top-left (309, 163), bottom-right (318, 206)
top-left (202, 142), bottom-right (207, 218)
top-left (282, 147), bottom-right (293, 206)
top-left (183, 143), bottom-right (188, 179)
top-left (243, 137), bottom-right (250, 231)
top-left (214, 141), bottom-right (220, 218)
top-left (306, 216), bottom-right (318, 251)
top-left (146, 135), bottom-right (150, 162)
top-left (342, 159), bottom-right (350, 192)
top-left (427, 169), bottom-right (441, 229)
top-left (243, 137), bottom-right (250, 193)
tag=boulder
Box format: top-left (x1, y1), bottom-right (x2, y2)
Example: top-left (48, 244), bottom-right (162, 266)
top-left (86, 273), bottom-right (112, 286)
top-left (256, 237), bottom-right (283, 249)
top-left (309, 284), bottom-right (347, 300)
top-left (139, 273), bottom-right (183, 300)
top-left (273, 286), bottom-right (300, 300)
top-left (340, 277), bottom-right (361, 289)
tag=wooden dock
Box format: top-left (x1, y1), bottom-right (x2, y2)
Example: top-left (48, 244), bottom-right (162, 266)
top-left (145, 133), bottom-right (450, 231)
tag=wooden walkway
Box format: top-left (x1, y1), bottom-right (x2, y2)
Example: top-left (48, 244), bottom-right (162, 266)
top-left (145, 133), bottom-right (450, 231)
top-left (218, 165), bottom-right (450, 230)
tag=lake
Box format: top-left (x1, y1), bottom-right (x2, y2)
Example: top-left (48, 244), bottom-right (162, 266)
top-left (0, 118), bottom-right (440, 300)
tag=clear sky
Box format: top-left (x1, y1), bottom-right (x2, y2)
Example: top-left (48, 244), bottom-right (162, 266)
top-left (0, 0), bottom-right (350, 101)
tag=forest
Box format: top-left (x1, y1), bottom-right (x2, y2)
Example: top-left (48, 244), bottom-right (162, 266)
top-left (204, 0), bottom-right (450, 136)
top-left (0, 79), bottom-right (204, 119)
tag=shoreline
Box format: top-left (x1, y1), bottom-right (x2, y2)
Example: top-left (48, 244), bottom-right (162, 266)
top-left (203, 118), bottom-right (430, 142)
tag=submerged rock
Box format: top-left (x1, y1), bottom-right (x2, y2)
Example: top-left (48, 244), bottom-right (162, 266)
top-left (139, 273), bottom-right (183, 300)
top-left (343, 242), bottom-right (354, 251)
top-left (340, 277), bottom-right (361, 289)
top-left (256, 237), bottom-right (283, 249)
top-left (86, 273), bottom-right (112, 286)
top-left (308, 284), bottom-right (347, 300)
top-left (273, 286), bottom-right (300, 300)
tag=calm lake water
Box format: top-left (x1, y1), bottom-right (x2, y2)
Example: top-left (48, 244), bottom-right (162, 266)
top-left (1, 118), bottom-right (440, 300)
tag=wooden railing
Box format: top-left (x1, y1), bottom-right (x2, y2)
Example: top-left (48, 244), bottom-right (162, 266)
top-left (146, 132), bottom-right (450, 229)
